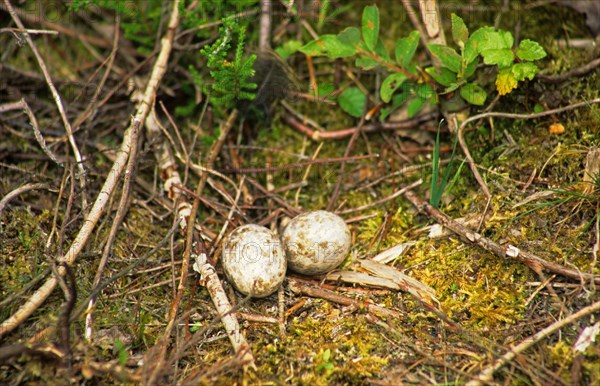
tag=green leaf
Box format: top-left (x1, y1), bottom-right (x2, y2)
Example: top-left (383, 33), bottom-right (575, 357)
top-left (516, 39), bottom-right (547, 61)
top-left (318, 82), bottom-right (336, 100)
top-left (480, 48), bottom-right (514, 68)
top-left (511, 62), bottom-right (538, 81)
top-left (395, 30), bottom-right (420, 68)
top-left (414, 83), bottom-right (435, 100)
top-left (275, 40), bottom-right (302, 60)
top-left (407, 96), bottom-right (426, 118)
top-left (337, 27), bottom-right (361, 47)
top-left (470, 27), bottom-right (513, 53)
top-left (380, 73), bottom-right (408, 103)
top-left (425, 66), bottom-right (457, 86)
top-left (338, 87), bottom-right (366, 117)
top-left (322, 349), bottom-right (331, 361)
top-left (451, 14), bottom-right (469, 47)
top-left (443, 83), bottom-right (461, 94)
top-left (460, 83), bottom-right (487, 105)
top-left (534, 104), bottom-right (544, 113)
top-left (463, 40), bottom-right (478, 64)
top-left (299, 35), bottom-right (356, 58)
top-left (362, 5), bottom-right (380, 51)
top-left (463, 58), bottom-right (478, 78)
top-left (428, 44), bottom-right (461, 72)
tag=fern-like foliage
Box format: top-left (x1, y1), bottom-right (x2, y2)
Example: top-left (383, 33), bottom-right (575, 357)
top-left (198, 17), bottom-right (257, 108)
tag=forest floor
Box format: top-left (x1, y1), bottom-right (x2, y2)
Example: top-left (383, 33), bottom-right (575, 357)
top-left (1, 1), bottom-right (599, 385)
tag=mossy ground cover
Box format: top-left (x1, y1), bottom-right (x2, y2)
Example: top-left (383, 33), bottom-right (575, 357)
top-left (1, 1), bottom-right (598, 384)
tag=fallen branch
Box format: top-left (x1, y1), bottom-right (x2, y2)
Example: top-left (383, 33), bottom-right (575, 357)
top-left (403, 189), bottom-right (600, 285)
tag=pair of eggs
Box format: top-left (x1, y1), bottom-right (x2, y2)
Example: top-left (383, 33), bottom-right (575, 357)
top-left (221, 211), bottom-right (351, 298)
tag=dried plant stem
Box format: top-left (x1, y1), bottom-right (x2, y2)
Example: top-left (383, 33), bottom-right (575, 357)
top-left (0, 98), bottom-right (61, 165)
top-left (0, 182), bottom-right (51, 216)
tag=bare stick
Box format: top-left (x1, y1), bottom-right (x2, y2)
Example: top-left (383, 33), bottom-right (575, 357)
top-left (0, 182), bottom-right (51, 216)
top-left (466, 300), bottom-right (600, 385)
top-left (0, 0), bottom-right (180, 339)
top-left (0, 98), bottom-right (61, 165)
top-left (403, 189), bottom-right (600, 285)
top-left (4, 0), bottom-right (88, 210)
top-left (458, 98), bottom-right (600, 199)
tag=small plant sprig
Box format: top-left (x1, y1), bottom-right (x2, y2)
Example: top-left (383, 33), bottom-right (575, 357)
top-left (195, 17), bottom-right (257, 109)
top-left (298, 5), bottom-right (547, 118)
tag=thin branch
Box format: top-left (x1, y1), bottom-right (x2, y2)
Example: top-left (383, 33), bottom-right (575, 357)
top-left (403, 189), bottom-right (600, 285)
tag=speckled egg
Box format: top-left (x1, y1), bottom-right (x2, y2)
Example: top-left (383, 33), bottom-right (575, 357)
top-left (281, 210), bottom-right (351, 275)
top-left (221, 224), bottom-right (286, 297)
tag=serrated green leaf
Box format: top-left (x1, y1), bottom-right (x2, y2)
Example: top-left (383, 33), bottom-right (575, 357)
top-left (362, 5), bottom-right (380, 51)
top-left (395, 30), bottom-right (420, 68)
top-left (480, 48), bottom-right (514, 68)
top-left (511, 62), bottom-right (538, 81)
top-left (516, 39), bottom-right (547, 61)
top-left (425, 66), bottom-right (457, 86)
top-left (337, 27), bottom-right (361, 47)
top-left (451, 14), bottom-right (469, 47)
top-left (299, 35), bottom-right (356, 58)
top-left (470, 27), bottom-right (513, 53)
top-left (460, 83), bottom-right (487, 105)
top-left (338, 87), bottom-right (366, 117)
top-left (407, 97), bottom-right (426, 118)
top-left (380, 73), bottom-right (408, 103)
top-left (428, 44), bottom-right (461, 72)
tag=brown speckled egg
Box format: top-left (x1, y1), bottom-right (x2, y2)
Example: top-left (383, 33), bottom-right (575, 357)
top-left (221, 224), bottom-right (286, 297)
top-left (281, 210), bottom-right (351, 275)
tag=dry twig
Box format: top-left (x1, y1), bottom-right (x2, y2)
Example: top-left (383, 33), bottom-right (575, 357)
top-left (403, 189), bottom-right (600, 285)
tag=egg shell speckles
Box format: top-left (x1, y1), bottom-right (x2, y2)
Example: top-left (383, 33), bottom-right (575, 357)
top-left (281, 210), bottom-right (351, 275)
top-left (221, 224), bottom-right (286, 298)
